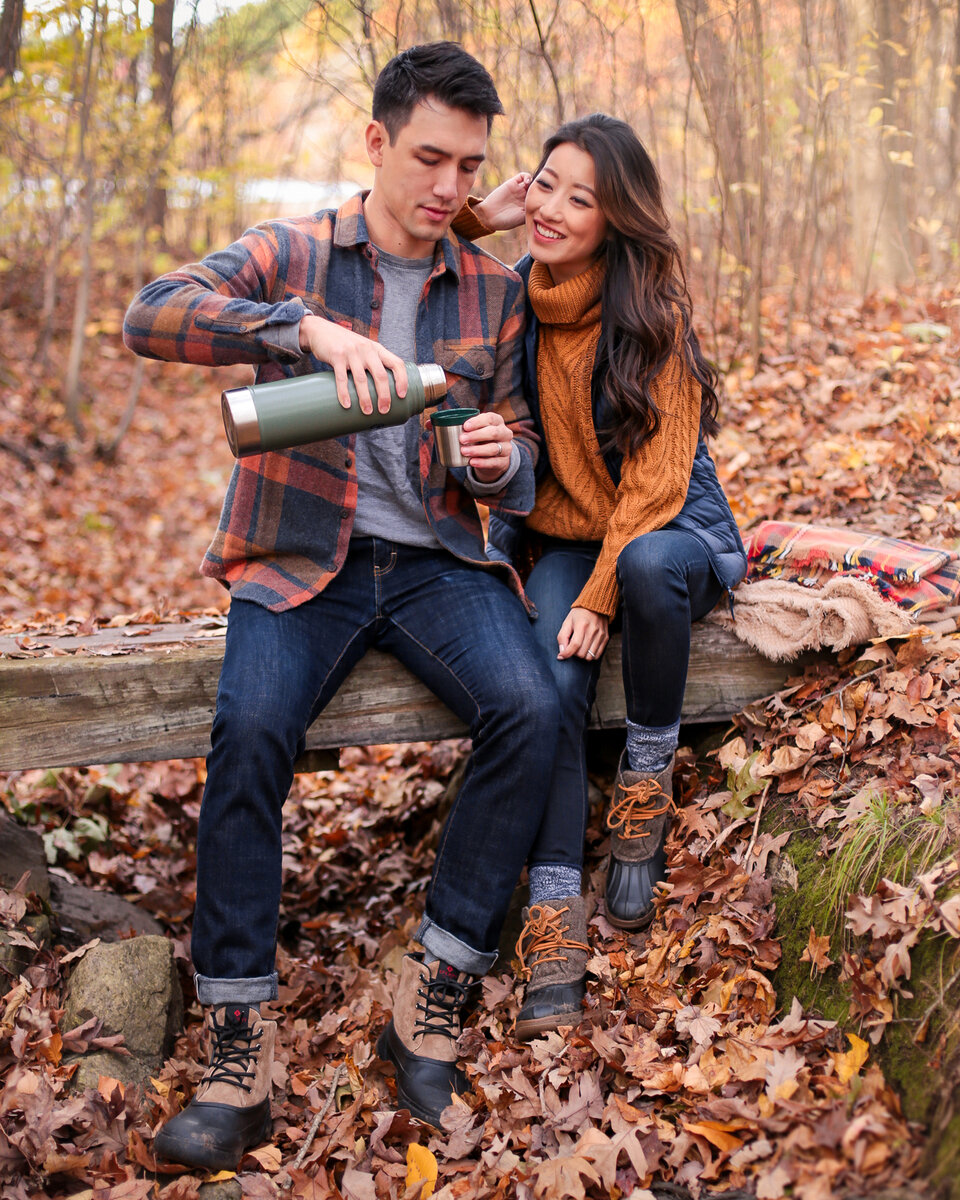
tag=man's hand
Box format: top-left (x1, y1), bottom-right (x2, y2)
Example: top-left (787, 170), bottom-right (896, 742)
top-left (473, 173), bottom-right (531, 232)
top-left (557, 607), bottom-right (609, 662)
top-left (459, 411), bottom-right (514, 482)
top-left (298, 314), bottom-right (408, 414)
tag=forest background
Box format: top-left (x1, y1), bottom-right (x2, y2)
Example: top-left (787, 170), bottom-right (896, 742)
top-left (2, 1), bottom-right (960, 1199)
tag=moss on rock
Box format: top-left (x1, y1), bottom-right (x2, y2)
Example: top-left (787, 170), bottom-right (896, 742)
top-left (765, 800), bottom-right (960, 1197)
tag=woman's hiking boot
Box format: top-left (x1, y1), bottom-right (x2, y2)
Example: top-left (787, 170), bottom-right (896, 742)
top-left (154, 1003), bottom-right (275, 1172)
top-left (376, 953), bottom-right (474, 1126)
top-left (514, 896), bottom-right (589, 1039)
top-left (604, 753), bottom-right (675, 930)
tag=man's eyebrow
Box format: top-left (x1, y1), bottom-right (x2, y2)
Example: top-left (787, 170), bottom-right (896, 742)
top-left (538, 165), bottom-right (596, 195)
top-left (417, 143), bottom-right (485, 164)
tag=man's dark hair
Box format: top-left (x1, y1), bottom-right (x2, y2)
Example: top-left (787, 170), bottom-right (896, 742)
top-left (372, 42), bottom-right (504, 142)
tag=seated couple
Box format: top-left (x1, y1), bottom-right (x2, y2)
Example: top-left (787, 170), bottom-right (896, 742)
top-left (122, 40), bottom-right (744, 1171)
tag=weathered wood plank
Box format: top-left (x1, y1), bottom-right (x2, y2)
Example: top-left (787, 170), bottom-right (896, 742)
top-left (0, 619), bottom-right (814, 772)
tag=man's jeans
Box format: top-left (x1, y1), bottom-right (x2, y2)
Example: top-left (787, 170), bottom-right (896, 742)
top-left (192, 538), bottom-right (560, 1005)
top-left (523, 530), bottom-right (722, 871)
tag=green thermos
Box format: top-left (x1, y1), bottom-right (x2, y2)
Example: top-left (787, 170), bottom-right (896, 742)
top-left (221, 362), bottom-right (447, 457)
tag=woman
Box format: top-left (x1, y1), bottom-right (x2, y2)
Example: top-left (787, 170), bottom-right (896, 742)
top-left (456, 114), bottom-right (746, 1039)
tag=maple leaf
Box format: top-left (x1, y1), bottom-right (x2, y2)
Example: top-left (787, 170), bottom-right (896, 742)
top-left (799, 926), bottom-right (834, 975)
top-left (675, 1005), bottom-right (722, 1046)
top-left (764, 1047), bottom-right (805, 1101)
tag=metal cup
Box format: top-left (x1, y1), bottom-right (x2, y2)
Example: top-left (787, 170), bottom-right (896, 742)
top-left (430, 407), bottom-right (479, 467)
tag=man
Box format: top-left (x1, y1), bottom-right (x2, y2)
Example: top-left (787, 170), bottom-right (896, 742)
top-left (123, 42), bottom-right (560, 1170)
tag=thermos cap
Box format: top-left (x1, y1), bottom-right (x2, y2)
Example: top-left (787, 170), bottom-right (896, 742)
top-left (418, 363), bottom-right (447, 404)
top-left (221, 387), bottom-right (261, 457)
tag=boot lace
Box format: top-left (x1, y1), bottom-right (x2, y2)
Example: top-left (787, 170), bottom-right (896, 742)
top-left (515, 905), bottom-right (589, 980)
top-left (414, 970), bottom-right (469, 1041)
top-left (203, 1007), bottom-right (261, 1092)
top-left (606, 778), bottom-right (673, 841)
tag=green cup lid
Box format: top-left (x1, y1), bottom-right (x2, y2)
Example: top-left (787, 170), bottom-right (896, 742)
top-left (430, 407), bottom-right (479, 426)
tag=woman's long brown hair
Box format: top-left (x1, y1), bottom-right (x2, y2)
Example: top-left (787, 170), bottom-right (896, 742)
top-left (534, 113), bottom-right (719, 454)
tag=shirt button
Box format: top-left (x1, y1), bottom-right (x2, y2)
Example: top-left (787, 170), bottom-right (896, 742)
top-left (340, 508), bottom-right (349, 519)
top-left (344, 456), bottom-right (351, 468)
top-left (371, 298), bottom-right (380, 309)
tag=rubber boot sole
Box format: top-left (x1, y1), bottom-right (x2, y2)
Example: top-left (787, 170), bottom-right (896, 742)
top-left (376, 1024), bottom-right (465, 1127)
top-left (154, 1100), bottom-right (272, 1172)
top-left (605, 903), bottom-right (657, 932)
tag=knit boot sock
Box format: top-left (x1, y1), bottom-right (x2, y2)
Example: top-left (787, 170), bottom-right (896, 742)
top-left (514, 896), bottom-right (589, 1040)
top-left (376, 953), bottom-right (473, 1126)
top-left (604, 751), bottom-right (675, 930)
top-left (154, 1004), bottom-right (275, 1172)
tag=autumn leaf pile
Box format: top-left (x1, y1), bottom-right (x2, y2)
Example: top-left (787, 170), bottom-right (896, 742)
top-left (2, 281), bottom-right (960, 1198)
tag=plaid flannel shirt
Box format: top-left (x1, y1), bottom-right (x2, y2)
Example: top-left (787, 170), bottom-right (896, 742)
top-left (123, 193), bottom-right (538, 611)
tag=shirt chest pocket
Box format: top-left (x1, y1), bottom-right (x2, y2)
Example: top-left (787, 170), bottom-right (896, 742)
top-left (438, 340), bottom-right (496, 407)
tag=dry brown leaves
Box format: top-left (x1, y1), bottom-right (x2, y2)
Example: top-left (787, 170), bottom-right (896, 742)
top-left (3, 283), bottom-right (960, 1196)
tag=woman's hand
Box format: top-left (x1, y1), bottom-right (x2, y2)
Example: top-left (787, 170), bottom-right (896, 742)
top-left (460, 411), bottom-right (514, 482)
top-left (474, 173), bottom-right (531, 232)
top-left (557, 607), bottom-right (609, 662)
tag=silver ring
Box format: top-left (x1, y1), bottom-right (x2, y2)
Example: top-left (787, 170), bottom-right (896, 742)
top-left (496, 442), bottom-right (502, 456)
top-left (586, 651), bottom-right (594, 659)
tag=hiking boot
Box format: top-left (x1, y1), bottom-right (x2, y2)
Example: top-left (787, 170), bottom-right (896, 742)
top-left (154, 1004), bottom-right (275, 1172)
top-left (376, 953), bottom-right (473, 1126)
top-left (514, 895), bottom-right (589, 1040)
top-left (604, 752), bottom-right (675, 930)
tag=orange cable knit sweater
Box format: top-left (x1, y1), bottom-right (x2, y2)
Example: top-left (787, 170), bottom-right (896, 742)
top-left (525, 259), bottom-right (702, 616)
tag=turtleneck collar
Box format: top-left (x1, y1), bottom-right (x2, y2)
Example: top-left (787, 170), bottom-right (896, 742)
top-left (527, 257), bottom-right (605, 329)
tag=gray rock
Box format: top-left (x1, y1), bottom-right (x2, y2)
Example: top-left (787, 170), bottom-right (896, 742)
top-left (50, 873), bottom-right (163, 943)
top-left (63, 935), bottom-right (183, 1090)
top-left (0, 811), bottom-right (50, 901)
top-left (199, 1182), bottom-right (242, 1200)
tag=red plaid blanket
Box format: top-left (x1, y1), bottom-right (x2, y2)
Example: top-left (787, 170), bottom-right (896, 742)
top-left (742, 521), bottom-right (960, 614)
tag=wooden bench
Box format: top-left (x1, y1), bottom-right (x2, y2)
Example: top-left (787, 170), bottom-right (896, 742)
top-left (0, 617), bottom-right (812, 773)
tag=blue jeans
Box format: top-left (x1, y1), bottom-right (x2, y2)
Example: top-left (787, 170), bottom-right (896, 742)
top-left (192, 538), bottom-right (560, 1005)
top-left (523, 529), bottom-right (723, 870)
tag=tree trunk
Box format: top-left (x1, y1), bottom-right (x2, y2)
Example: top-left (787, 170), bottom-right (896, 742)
top-left (843, 0), bottom-right (914, 292)
top-left (61, 0), bottom-right (101, 433)
top-left (0, 0), bottom-right (24, 80)
top-left (145, 0), bottom-right (175, 238)
top-left (873, 0), bottom-right (914, 281)
top-left (674, 0), bottom-right (765, 358)
top-left (62, 172), bottom-right (95, 434)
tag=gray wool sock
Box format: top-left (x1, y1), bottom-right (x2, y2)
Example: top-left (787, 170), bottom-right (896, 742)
top-left (625, 719), bottom-right (680, 774)
top-left (528, 864), bottom-right (582, 905)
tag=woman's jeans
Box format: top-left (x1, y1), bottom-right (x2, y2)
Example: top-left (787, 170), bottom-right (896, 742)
top-left (523, 529), bottom-right (723, 871)
top-left (191, 537), bottom-right (560, 1005)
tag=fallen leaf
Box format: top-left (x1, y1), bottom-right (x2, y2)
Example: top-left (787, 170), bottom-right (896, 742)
top-left (405, 1143), bottom-right (438, 1199)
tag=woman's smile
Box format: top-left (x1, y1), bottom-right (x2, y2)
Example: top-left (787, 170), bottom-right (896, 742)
top-left (525, 142), bottom-right (608, 284)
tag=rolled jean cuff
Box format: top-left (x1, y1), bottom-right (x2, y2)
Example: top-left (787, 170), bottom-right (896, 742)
top-left (194, 972), bottom-right (279, 1006)
top-left (415, 917), bottom-right (497, 977)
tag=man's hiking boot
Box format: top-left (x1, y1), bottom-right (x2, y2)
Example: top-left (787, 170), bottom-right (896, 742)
top-left (604, 752), bottom-right (675, 930)
top-left (154, 1003), bottom-right (275, 1172)
top-left (514, 895), bottom-right (589, 1039)
top-left (376, 953), bottom-right (473, 1126)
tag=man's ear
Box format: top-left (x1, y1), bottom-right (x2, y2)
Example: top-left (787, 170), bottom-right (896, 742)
top-left (365, 120), bottom-right (388, 167)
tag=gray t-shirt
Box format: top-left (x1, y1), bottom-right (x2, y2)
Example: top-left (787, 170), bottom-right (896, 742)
top-left (351, 248), bottom-right (440, 547)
